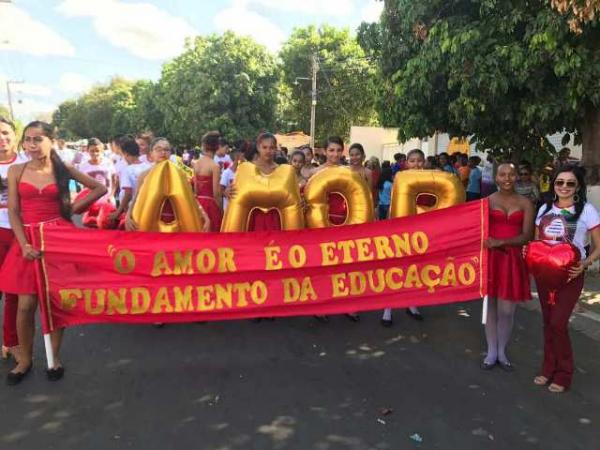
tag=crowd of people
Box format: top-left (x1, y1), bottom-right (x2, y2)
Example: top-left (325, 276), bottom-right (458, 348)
top-left (0, 117), bottom-right (598, 396)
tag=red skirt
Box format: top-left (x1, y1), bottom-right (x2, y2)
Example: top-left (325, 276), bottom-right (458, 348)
top-left (488, 247), bottom-right (531, 302)
top-left (0, 219), bottom-right (72, 295)
top-left (328, 193), bottom-right (347, 226)
top-left (248, 209), bottom-right (281, 232)
top-left (196, 196), bottom-right (222, 232)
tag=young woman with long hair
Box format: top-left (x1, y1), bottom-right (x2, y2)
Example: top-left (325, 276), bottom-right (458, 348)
top-left (0, 117), bottom-right (28, 361)
top-left (0, 121), bottom-right (107, 385)
top-left (533, 165), bottom-right (600, 392)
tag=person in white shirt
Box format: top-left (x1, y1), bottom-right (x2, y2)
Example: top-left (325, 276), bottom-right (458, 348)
top-left (533, 165), bottom-right (600, 393)
top-left (77, 138), bottom-right (116, 203)
top-left (56, 139), bottom-right (75, 164)
top-left (220, 148), bottom-right (245, 213)
top-left (107, 137), bottom-right (152, 227)
top-left (214, 137), bottom-right (232, 170)
top-left (0, 117), bottom-right (27, 360)
top-left (136, 132), bottom-right (153, 164)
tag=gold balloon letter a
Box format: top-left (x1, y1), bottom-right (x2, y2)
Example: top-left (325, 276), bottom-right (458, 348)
top-left (389, 170), bottom-right (465, 218)
top-left (221, 162), bottom-right (304, 232)
top-left (304, 166), bottom-right (374, 228)
top-left (132, 161), bottom-right (206, 232)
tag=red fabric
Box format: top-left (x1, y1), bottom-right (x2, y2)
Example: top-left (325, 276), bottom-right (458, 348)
top-left (248, 209), bottom-right (281, 231)
top-left (0, 228), bottom-right (18, 346)
top-left (35, 200), bottom-right (488, 330)
top-left (538, 274), bottom-right (584, 388)
top-left (487, 210), bottom-right (531, 302)
top-left (328, 193), bottom-right (347, 225)
top-left (19, 182), bottom-right (62, 224)
top-left (0, 183), bottom-right (72, 294)
top-left (194, 175), bottom-right (222, 232)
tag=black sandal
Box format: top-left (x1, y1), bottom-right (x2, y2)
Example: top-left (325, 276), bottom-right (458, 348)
top-left (46, 366), bottom-right (65, 381)
top-left (6, 365), bottom-right (32, 386)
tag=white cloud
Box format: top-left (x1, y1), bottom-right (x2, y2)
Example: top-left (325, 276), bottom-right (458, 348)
top-left (59, 72), bottom-right (94, 94)
top-left (214, 3), bottom-right (286, 52)
top-left (0, 4), bottom-right (75, 57)
top-left (12, 98), bottom-right (57, 122)
top-left (249, 0), bottom-right (355, 16)
top-left (56, 0), bottom-right (197, 60)
top-left (360, 0), bottom-right (384, 23)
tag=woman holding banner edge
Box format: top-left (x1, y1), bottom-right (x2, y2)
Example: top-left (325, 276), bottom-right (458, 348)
top-left (0, 121), bottom-right (106, 385)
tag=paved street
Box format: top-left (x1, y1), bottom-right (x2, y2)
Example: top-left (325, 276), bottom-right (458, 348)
top-left (1, 301), bottom-right (599, 450)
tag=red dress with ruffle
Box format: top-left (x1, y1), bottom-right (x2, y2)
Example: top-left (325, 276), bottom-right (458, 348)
top-left (194, 175), bottom-right (222, 232)
top-left (0, 183), bottom-right (72, 294)
top-left (488, 209), bottom-right (531, 302)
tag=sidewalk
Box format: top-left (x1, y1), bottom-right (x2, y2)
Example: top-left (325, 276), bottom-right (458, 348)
top-left (523, 270), bottom-right (600, 341)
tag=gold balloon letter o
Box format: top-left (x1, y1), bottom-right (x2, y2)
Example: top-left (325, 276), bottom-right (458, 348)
top-left (304, 166), bottom-right (374, 228)
top-left (221, 162), bottom-right (304, 232)
top-left (389, 170), bottom-right (465, 218)
top-left (132, 161), bottom-right (206, 232)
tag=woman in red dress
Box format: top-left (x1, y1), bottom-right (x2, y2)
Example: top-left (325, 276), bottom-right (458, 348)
top-left (245, 133), bottom-right (282, 232)
top-left (193, 131), bottom-right (223, 232)
top-left (0, 121), bottom-right (107, 385)
top-left (0, 117), bottom-right (27, 361)
top-left (482, 162), bottom-right (534, 371)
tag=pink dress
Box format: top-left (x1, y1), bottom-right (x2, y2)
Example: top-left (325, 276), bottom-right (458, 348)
top-left (0, 183), bottom-right (71, 294)
top-left (194, 175), bottom-right (222, 232)
top-left (487, 209), bottom-right (531, 302)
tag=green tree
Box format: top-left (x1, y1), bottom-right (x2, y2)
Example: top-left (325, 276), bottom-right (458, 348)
top-left (279, 25), bottom-right (378, 144)
top-left (130, 80), bottom-right (165, 136)
top-left (53, 78), bottom-right (137, 141)
top-left (360, 0), bottom-right (600, 180)
top-left (158, 32), bottom-right (279, 145)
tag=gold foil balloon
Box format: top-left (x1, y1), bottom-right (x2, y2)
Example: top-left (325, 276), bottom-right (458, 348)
top-left (132, 160), bottom-right (206, 232)
top-left (220, 162), bottom-right (304, 232)
top-left (174, 155), bottom-right (194, 181)
top-left (390, 170), bottom-right (465, 218)
top-left (304, 166), bottom-right (374, 228)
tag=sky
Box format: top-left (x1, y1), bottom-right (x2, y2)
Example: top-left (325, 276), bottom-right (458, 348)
top-left (0, 0), bottom-right (384, 122)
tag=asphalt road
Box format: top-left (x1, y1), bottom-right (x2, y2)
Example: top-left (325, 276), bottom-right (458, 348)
top-left (1, 301), bottom-right (599, 450)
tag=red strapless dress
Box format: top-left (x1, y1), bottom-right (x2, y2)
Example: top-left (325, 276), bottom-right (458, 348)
top-left (0, 183), bottom-right (72, 294)
top-left (194, 175), bottom-right (222, 232)
top-left (328, 193), bottom-right (347, 225)
top-left (488, 209), bottom-right (531, 302)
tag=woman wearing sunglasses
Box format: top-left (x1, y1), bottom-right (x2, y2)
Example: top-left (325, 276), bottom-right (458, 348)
top-left (533, 165), bottom-right (600, 393)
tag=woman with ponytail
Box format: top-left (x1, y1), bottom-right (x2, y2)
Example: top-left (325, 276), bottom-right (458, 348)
top-left (533, 165), bottom-right (600, 393)
top-left (0, 121), bottom-right (106, 385)
top-left (0, 117), bottom-right (28, 361)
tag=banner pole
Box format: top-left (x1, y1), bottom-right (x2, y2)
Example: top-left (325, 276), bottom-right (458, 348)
top-left (43, 334), bottom-right (55, 369)
top-left (481, 295), bottom-right (488, 324)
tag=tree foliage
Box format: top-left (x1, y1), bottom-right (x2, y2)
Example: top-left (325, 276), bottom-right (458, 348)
top-left (551, 0), bottom-right (600, 33)
top-left (158, 32), bottom-right (279, 145)
top-left (279, 25), bottom-right (378, 143)
top-left (360, 0), bottom-right (600, 179)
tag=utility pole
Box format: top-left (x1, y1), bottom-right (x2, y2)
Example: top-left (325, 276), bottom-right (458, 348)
top-left (309, 53), bottom-right (318, 149)
top-left (5, 80), bottom-right (23, 122)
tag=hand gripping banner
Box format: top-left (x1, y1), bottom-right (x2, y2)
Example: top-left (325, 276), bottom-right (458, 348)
top-left (35, 200), bottom-right (488, 332)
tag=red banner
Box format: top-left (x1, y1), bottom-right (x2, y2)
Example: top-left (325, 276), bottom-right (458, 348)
top-left (35, 200), bottom-right (488, 331)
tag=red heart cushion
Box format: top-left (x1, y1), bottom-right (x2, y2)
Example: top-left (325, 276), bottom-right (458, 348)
top-left (524, 240), bottom-right (580, 304)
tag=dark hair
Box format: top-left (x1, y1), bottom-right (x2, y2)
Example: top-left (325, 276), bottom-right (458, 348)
top-left (88, 137), bottom-right (102, 147)
top-left (326, 136), bottom-right (344, 149)
top-left (542, 164), bottom-right (587, 221)
top-left (377, 166), bottom-right (393, 190)
top-left (382, 160), bottom-right (391, 169)
top-left (393, 153), bottom-right (402, 161)
top-left (23, 121), bottom-right (72, 221)
top-left (407, 148), bottom-right (425, 160)
top-left (202, 131), bottom-right (221, 153)
top-left (290, 150), bottom-right (306, 162)
top-left (0, 116), bottom-right (16, 132)
top-left (218, 136), bottom-right (228, 147)
top-left (136, 132), bottom-right (153, 144)
top-left (257, 132), bottom-right (277, 147)
top-left (275, 155), bottom-right (289, 165)
top-left (121, 136), bottom-right (140, 156)
top-left (469, 156), bottom-right (481, 165)
top-left (348, 143), bottom-right (365, 156)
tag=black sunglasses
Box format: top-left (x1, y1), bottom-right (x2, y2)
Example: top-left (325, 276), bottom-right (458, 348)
top-left (554, 180), bottom-right (577, 188)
